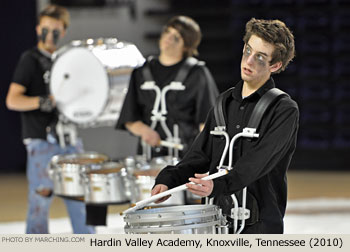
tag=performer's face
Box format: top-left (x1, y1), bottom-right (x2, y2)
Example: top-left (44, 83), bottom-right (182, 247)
top-left (36, 16), bottom-right (65, 53)
top-left (241, 35), bottom-right (281, 86)
top-left (159, 27), bottom-right (185, 56)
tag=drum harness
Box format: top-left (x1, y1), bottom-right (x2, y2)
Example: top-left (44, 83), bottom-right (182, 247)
top-left (208, 87), bottom-right (289, 233)
top-left (33, 49), bottom-right (79, 148)
top-left (140, 56), bottom-right (202, 160)
top-left (123, 86), bottom-right (288, 233)
top-left (124, 62), bottom-right (289, 233)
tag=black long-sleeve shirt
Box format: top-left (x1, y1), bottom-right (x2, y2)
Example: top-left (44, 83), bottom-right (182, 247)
top-left (116, 57), bottom-right (218, 156)
top-left (155, 77), bottom-right (299, 233)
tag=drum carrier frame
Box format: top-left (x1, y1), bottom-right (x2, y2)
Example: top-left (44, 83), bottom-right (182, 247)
top-left (140, 56), bottom-right (206, 160)
top-left (123, 87), bottom-right (288, 234)
top-left (209, 87), bottom-right (288, 233)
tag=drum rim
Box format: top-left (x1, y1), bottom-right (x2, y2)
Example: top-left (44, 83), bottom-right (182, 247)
top-left (51, 152), bottom-right (108, 165)
top-left (124, 209), bottom-right (220, 223)
top-left (124, 205), bottom-right (219, 219)
top-left (124, 219), bottom-right (221, 233)
top-left (83, 171), bottom-right (124, 180)
top-left (51, 165), bottom-right (89, 172)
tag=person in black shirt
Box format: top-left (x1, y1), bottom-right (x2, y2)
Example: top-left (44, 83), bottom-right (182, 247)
top-left (6, 5), bottom-right (94, 234)
top-left (116, 16), bottom-right (218, 158)
top-left (152, 18), bottom-right (299, 234)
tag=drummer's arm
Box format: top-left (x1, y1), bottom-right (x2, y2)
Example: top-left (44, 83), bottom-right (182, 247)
top-left (6, 83), bottom-right (40, 111)
top-left (6, 82), bottom-right (55, 112)
top-left (125, 121), bottom-right (161, 147)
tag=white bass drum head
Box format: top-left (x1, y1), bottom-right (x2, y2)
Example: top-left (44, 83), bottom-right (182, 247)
top-left (50, 47), bottom-right (109, 124)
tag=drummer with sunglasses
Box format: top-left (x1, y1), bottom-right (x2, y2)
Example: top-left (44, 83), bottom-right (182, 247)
top-left (116, 16), bottom-right (218, 158)
top-left (6, 5), bottom-right (94, 234)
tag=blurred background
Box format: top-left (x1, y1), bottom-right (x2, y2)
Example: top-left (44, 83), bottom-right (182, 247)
top-left (0, 0), bottom-right (349, 233)
top-left (2, 0), bottom-right (350, 172)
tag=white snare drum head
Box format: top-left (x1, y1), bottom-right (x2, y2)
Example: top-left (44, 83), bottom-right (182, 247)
top-left (50, 47), bottom-right (109, 124)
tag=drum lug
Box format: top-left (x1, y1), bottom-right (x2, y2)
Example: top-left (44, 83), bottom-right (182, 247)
top-left (57, 171), bottom-right (62, 181)
top-left (106, 181), bottom-right (110, 193)
top-left (217, 225), bottom-right (229, 234)
top-left (231, 207), bottom-right (250, 220)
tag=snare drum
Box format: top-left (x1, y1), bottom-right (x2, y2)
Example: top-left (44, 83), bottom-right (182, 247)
top-left (83, 162), bottom-right (139, 204)
top-left (49, 152), bottom-right (108, 197)
top-left (124, 205), bottom-right (223, 234)
top-left (50, 38), bottom-right (145, 128)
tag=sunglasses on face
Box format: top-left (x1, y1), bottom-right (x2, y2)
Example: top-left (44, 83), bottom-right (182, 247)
top-left (243, 45), bottom-right (271, 66)
top-left (41, 27), bottom-right (61, 37)
top-left (40, 27), bottom-right (61, 45)
top-left (162, 27), bottom-right (182, 43)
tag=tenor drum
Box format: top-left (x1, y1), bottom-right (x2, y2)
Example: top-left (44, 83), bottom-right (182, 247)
top-left (49, 152), bottom-right (108, 197)
top-left (50, 38), bottom-right (145, 128)
top-left (127, 156), bottom-right (185, 205)
top-left (124, 205), bottom-right (222, 234)
top-left (83, 162), bottom-right (139, 204)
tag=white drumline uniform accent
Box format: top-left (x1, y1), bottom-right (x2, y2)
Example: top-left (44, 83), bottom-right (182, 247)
top-left (122, 127), bottom-right (259, 218)
top-left (140, 81), bottom-right (185, 160)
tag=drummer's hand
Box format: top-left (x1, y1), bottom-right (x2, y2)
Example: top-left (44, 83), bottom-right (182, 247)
top-left (151, 184), bottom-right (171, 204)
top-left (141, 128), bottom-right (161, 147)
top-left (186, 173), bottom-right (213, 197)
top-left (49, 95), bottom-right (56, 108)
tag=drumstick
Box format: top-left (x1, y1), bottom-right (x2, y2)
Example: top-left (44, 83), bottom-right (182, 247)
top-left (159, 140), bottom-right (184, 150)
top-left (122, 169), bottom-right (228, 214)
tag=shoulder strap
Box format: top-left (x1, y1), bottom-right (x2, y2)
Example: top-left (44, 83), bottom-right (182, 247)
top-left (202, 66), bottom-right (219, 105)
top-left (213, 87), bottom-right (288, 132)
top-left (141, 56), bottom-right (155, 81)
top-left (213, 87), bottom-right (235, 129)
top-left (247, 88), bottom-right (289, 130)
top-left (173, 57), bottom-right (201, 83)
top-left (142, 56), bottom-right (202, 84)
top-left (31, 49), bottom-right (52, 72)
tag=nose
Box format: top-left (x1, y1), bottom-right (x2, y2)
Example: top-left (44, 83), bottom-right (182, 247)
top-left (46, 32), bottom-right (53, 40)
top-left (246, 54), bottom-right (255, 65)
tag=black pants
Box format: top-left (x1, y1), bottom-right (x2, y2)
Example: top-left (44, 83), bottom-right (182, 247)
top-left (86, 205), bottom-right (108, 226)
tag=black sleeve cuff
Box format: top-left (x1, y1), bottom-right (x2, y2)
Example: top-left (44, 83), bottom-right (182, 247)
top-left (209, 176), bottom-right (226, 198)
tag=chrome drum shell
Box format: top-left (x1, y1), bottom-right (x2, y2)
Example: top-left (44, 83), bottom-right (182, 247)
top-left (125, 155), bottom-right (185, 205)
top-left (49, 152), bottom-right (108, 197)
top-left (83, 162), bottom-right (139, 204)
top-left (124, 205), bottom-right (222, 234)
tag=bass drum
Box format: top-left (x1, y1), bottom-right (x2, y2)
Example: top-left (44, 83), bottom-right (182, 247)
top-left (50, 38), bottom-right (145, 128)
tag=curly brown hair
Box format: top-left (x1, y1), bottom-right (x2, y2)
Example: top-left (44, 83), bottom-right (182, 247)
top-left (243, 18), bottom-right (295, 73)
top-left (38, 5), bottom-right (70, 30)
